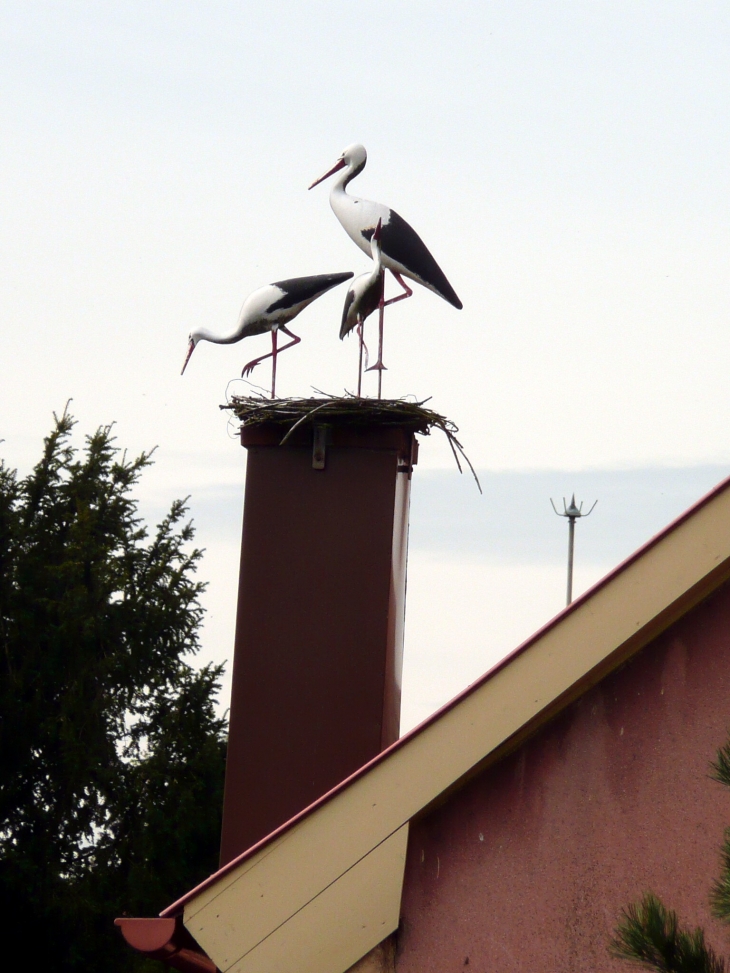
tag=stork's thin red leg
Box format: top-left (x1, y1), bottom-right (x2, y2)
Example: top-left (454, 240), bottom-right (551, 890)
top-left (365, 273), bottom-right (408, 395)
top-left (357, 323), bottom-right (364, 397)
top-left (242, 330), bottom-right (277, 380)
top-left (355, 321), bottom-right (371, 396)
top-left (365, 296), bottom-right (387, 399)
top-left (272, 325), bottom-right (300, 397)
top-left (271, 329), bottom-right (278, 399)
top-left (365, 294), bottom-right (387, 399)
top-left (377, 297), bottom-right (384, 399)
top-left (384, 272), bottom-right (413, 307)
top-left (241, 326), bottom-right (301, 399)
top-left (277, 325), bottom-right (302, 353)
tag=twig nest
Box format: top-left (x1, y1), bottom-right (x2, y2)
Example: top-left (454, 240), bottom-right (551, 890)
top-left (221, 394), bottom-right (481, 492)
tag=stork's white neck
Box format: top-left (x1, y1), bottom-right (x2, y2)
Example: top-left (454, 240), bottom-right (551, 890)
top-left (326, 154), bottom-right (388, 259)
top-left (329, 158), bottom-right (368, 211)
top-left (193, 325), bottom-right (242, 346)
top-left (371, 236), bottom-right (383, 272)
top-left (333, 157), bottom-right (365, 194)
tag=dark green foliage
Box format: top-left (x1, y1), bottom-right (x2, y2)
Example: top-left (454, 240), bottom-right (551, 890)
top-left (710, 834), bottom-right (730, 925)
top-left (710, 742), bottom-right (730, 791)
top-left (0, 410), bottom-right (226, 971)
top-left (710, 745), bottom-right (730, 924)
top-left (611, 894), bottom-right (725, 973)
top-left (611, 737), bottom-right (730, 972)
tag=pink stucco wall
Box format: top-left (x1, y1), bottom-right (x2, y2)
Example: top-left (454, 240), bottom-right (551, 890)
top-left (398, 581), bottom-right (730, 972)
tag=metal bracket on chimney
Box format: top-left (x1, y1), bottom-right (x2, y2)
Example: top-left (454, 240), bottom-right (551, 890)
top-left (312, 424), bottom-right (330, 470)
top-left (397, 435), bottom-right (419, 477)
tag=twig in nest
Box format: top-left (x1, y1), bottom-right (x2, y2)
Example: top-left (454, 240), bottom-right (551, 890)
top-left (279, 401), bottom-right (334, 445)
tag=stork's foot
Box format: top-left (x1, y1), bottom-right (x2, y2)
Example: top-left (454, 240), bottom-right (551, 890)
top-left (365, 361), bottom-right (387, 372)
top-left (241, 361), bottom-right (261, 378)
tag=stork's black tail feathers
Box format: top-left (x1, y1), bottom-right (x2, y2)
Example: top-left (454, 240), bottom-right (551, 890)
top-left (381, 211), bottom-right (462, 309)
top-left (267, 272), bottom-right (354, 312)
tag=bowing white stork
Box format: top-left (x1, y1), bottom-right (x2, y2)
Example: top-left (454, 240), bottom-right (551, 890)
top-left (181, 272), bottom-right (353, 398)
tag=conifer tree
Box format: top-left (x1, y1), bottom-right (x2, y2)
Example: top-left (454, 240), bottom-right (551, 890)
top-left (0, 410), bottom-right (226, 971)
top-left (611, 739), bottom-right (730, 972)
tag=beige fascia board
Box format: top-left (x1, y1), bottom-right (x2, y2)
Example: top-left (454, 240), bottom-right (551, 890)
top-left (180, 480), bottom-right (730, 973)
top-left (189, 825), bottom-right (409, 973)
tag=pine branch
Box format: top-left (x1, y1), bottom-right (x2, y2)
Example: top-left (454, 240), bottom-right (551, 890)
top-left (710, 741), bottom-right (730, 791)
top-left (610, 893), bottom-right (725, 973)
top-left (708, 740), bottom-right (730, 924)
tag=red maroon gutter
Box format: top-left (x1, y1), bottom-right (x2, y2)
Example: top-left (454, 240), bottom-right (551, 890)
top-left (161, 470), bottom-right (730, 919)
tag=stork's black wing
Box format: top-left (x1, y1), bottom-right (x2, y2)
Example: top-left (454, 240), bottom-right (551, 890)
top-left (379, 210), bottom-right (462, 310)
top-left (340, 288), bottom-right (357, 339)
top-left (267, 272), bottom-right (353, 313)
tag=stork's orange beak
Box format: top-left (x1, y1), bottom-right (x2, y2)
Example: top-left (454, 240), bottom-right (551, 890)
top-left (308, 157), bottom-right (346, 190)
top-left (181, 337), bottom-right (195, 375)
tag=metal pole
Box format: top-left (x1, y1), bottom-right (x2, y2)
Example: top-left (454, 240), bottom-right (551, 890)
top-left (566, 516), bottom-right (575, 605)
top-left (551, 495), bottom-right (597, 608)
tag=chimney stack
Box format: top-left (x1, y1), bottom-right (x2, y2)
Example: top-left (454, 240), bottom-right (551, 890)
top-left (219, 418), bottom-right (418, 866)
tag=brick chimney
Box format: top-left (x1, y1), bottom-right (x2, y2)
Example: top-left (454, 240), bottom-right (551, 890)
top-left (219, 419), bottom-right (418, 866)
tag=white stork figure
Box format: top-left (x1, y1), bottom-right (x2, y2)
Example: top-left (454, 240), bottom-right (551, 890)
top-left (340, 219), bottom-right (387, 396)
top-left (181, 272), bottom-right (353, 398)
top-left (309, 144), bottom-right (462, 395)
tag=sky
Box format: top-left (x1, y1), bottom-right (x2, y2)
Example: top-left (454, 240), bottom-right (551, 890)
top-left (1, 3), bottom-right (729, 731)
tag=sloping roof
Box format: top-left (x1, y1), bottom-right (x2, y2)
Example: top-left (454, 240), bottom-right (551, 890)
top-left (163, 472), bottom-right (730, 973)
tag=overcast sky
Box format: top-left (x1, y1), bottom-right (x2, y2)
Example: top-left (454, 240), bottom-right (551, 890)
top-left (1, 3), bottom-right (728, 729)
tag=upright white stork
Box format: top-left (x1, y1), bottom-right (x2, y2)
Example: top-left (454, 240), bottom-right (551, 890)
top-left (181, 272), bottom-right (353, 398)
top-left (309, 144), bottom-right (462, 395)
